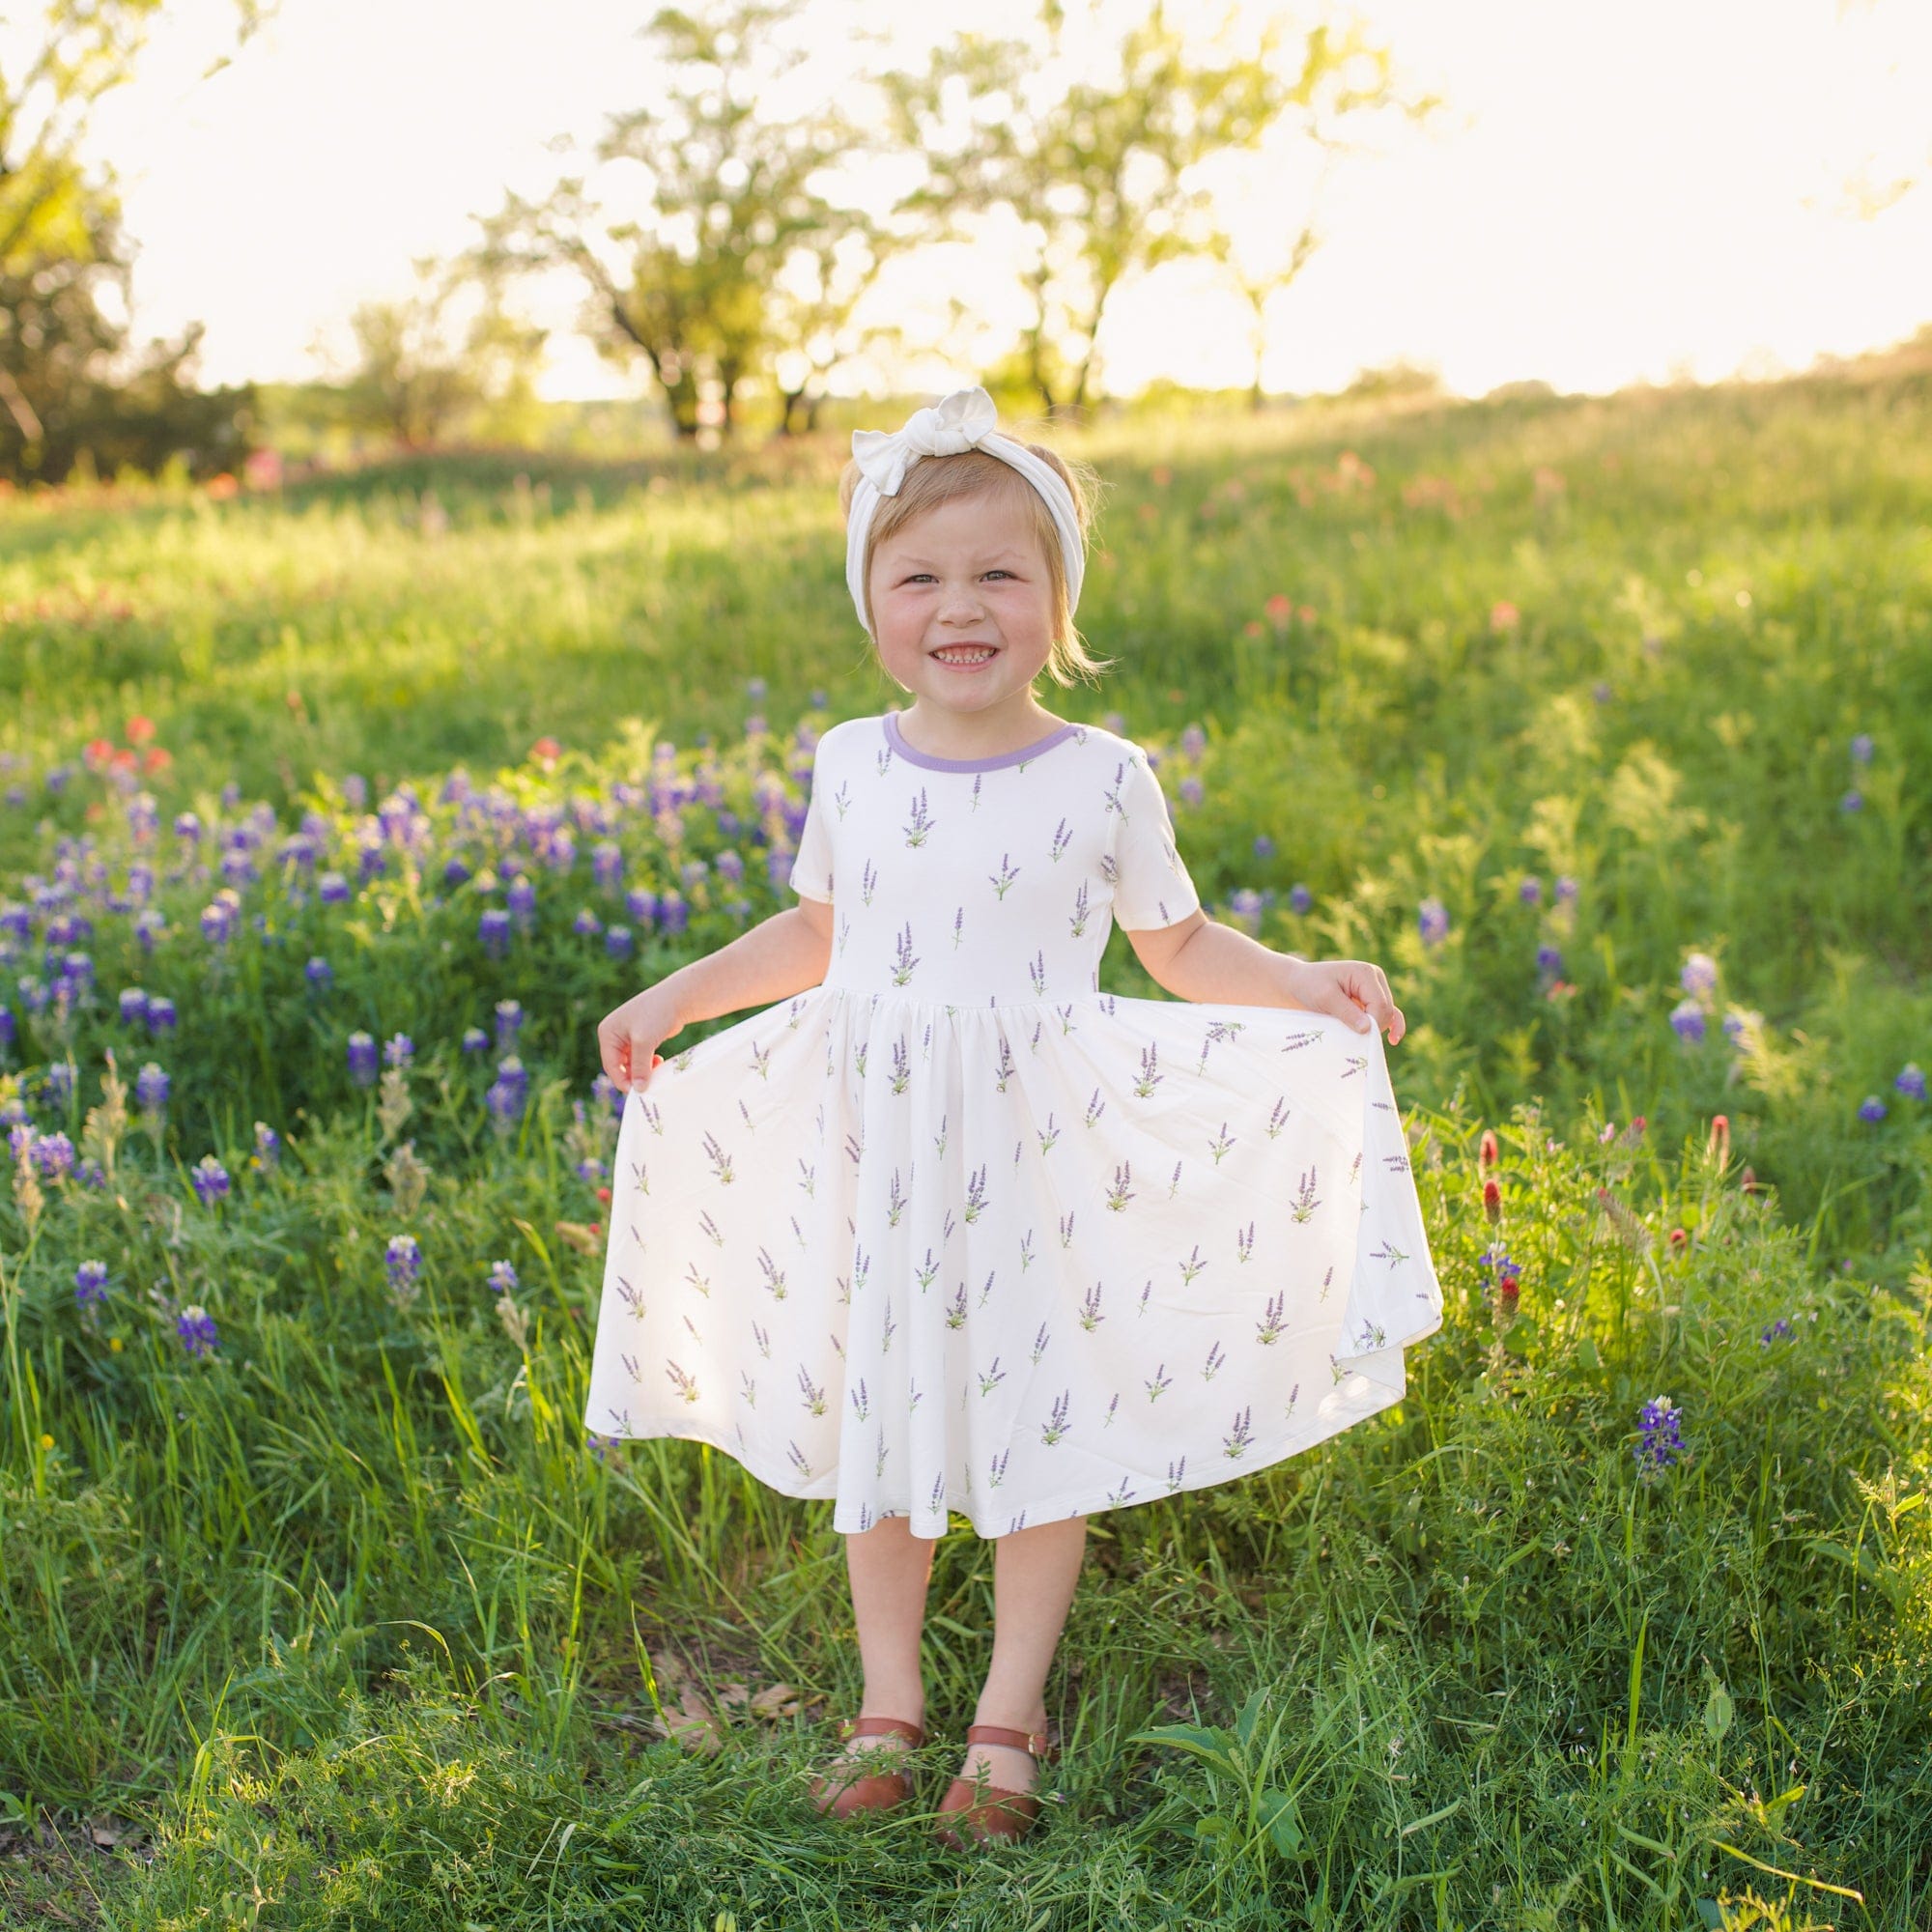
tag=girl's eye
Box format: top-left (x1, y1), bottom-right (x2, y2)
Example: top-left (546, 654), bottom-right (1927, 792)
top-left (905, 570), bottom-right (1012, 583)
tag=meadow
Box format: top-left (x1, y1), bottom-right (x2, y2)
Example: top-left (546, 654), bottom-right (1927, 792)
top-left (1, 360), bottom-right (1929, 1928)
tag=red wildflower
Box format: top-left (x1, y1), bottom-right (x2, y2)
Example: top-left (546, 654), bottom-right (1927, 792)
top-left (1479, 1129), bottom-right (1500, 1170)
top-left (126, 716), bottom-right (156, 745)
top-left (1668, 1227), bottom-right (1689, 1250)
top-left (530, 735), bottom-right (561, 765)
top-left (142, 747), bottom-right (173, 772)
top-left (1482, 1178), bottom-right (1501, 1225)
top-left (1264, 593), bottom-right (1293, 627)
top-left (205, 473), bottom-right (239, 499)
top-left (1490, 599), bottom-right (1520, 633)
top-left (595, 1185), bottom-right (611, 1206)
top-left (1707, 1115), bottom-right (1730, 1163)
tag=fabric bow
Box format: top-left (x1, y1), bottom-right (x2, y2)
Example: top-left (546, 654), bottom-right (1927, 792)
top-left (850, 385), bottom-right (1001, 496)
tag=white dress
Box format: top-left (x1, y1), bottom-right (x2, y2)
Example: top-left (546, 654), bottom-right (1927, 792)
top-left (583, 708), bottom-right (1444, 1539)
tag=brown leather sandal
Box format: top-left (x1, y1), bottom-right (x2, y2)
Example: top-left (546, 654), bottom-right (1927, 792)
top-left (808, 1715), bottom-right (926, 1819)
top-left (932, 1722), bottom-right (1061, 1849)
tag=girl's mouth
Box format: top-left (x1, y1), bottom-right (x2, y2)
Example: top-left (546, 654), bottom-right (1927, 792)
top-left (931, 645), bottom-right (999, 669)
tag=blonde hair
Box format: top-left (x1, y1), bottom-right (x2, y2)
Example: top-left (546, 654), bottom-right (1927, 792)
top-left (838, 429), bottom-right (1115, 687)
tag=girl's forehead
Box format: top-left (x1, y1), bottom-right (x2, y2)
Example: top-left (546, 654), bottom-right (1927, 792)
top-left (875, 492), bottom-right (1043, 560)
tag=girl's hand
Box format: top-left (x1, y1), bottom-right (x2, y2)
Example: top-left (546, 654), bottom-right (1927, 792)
top-left (597, 985), bottom-right (687, 1094)
top-left (1282, 957), bottom-right (1405, 1045)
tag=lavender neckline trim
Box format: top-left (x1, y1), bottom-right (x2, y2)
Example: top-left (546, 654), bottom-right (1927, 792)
top-left (882, 708), bottom-right (1080, 773)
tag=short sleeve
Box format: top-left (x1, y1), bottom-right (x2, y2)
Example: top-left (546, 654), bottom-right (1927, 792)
top-left (787, 742), bottom-right (834, 904)
top-left (1109, 748), bottom-right (1200, 930)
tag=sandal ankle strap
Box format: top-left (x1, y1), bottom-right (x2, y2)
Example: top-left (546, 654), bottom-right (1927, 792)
top-left (964, 1721), bottom-right (1056, 1761)
top-left (838, 1715), bottom-right (925, 1747)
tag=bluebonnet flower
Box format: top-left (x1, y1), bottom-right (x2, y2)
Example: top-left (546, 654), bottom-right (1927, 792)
top-left (176, 1305), bottom-right (219, 1356)
top-left (461, 1026), bottom-right (489, 1056)
top-left (1519, 875), bottom-right (1542, 904)
top-left (626, 887), bottom-right (660, 929)
top-left (1228, 888), bottom-right (1264, 936)
top-left (1680, 952), bottom-right (1718, 997)
top-left (661, 892), bottom-right (688, 935)
top-left (31, 1131), bottom-right (75, 1181)
top-left (1850, 733), bottom-right (1873, 766)
top-left (1840, 788), bottom-right (1862, 813)
top-left (135, 1063), bottom-right (170, 1111)
top-left (1179, 776), bottom-right (1205, 807)
top-left (1858, 1094), bottom-right (1887, 1123)
top-left (305, 956), bottom-right (334, 990)
top-left (495, 1000), bottom-right (524, 1052)
top-left (1759, 1317), bottom-right (1794, 1347)
top-left (1180, 724), bottom-right (1207, 758)
top-left (1289, 883), bottom-right (1312, 915)
top-left (1634, 1396), bottom-right (1685, 1475)
top-left (384, 1033), bottom-right (414, 1069)
top-left (347, 1032), bottom-right (379, 1088)
top-left (1418, 897), bottom-right (1449, 946)
top-left (605, 925), bottom-right (634, 958)
top-left (1535, 944), bottom-right (1562, 977)
top-left (1555, 875), bottom-right (1578, 903)
top-left (443, 855), bottom-right (472, 888)
top-left (118, 987), bottom-right (150, 1026)
top-left (191, 1154), bottom-right (230, 1205)
top-left (506, 876), bottom-right (537, 921)
top-left (1896, 1064), bottom-right (1925, 1101)
top-left (488, 1260), bottom-right (519, 1295)
top-left (318, 872), bottom-right (351, 904)
top-left (253, 1122), bottom-right (281, 1170)
top-left (74, 1259), bottom-right (108, 1308)
top-left (386, 1235), bottom-right (423, 1309)
top-left (1669, 1000), bottom-right (1706, 1044)
top-left (1252, 833), bottom-right (1275, 861)
top-left (478, 908), bottom-right (512, 956)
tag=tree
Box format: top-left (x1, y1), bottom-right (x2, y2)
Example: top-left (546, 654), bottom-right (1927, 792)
top-left (878, 0), bottom-right (1437, 416)
top-left (0, 0), bottom-right (276, 479)
top-left (470, 0), bottom-right (887, 439)
top-left (311, 256), bottom-right (550, 450)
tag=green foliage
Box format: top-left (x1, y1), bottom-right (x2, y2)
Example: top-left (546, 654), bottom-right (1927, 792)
top-left (2, 366), bottom-right (1931, 1923)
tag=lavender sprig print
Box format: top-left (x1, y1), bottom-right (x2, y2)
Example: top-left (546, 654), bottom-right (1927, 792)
top-left (796, 1156), bottom-right (816, 1199)
top-left (1039, 1390), bottom-right (1071, 1445)
top-left (979, 1354), bottom-right (1007, 1397)
top-left (1255, 1291), bottom-right (1286, 1344)
top-left (1030, 1319), bottom-right (1051, 1364)
top-left (1168, 1159), bottom-right (1183, 1199)
top-left (1369, 1236), bottom-right (1411, 1270)
top-left (797, 1364), bottom-right (827, 1416)
top-left (994, 1035), bottom-right (1016, 1092)
top-left (1018, 1229), bottom-right (1037, 1271)
top-left (1197, 1018), bottom-right (1247, 1072)
top-left (952, 903), bottom-right (965, 949)
top-left (946, 1281), bottom-right (968, 1328)
top-left (616, 1276), bottom-right (645, 1320)
top-left (931, 1105), bottom-right (947, 1157)
top-left (891, 922), bottom-right (920, 986)
top-left (1134, 1042), bottom-right (1163, 1096)
top-left (916, 1246), bottom-right (940, 1292)
top-left (881, 1297), bottom-right (896, 1355)
top-left (977, 1268), bottom-right (996, 1309)
top-left (1058, 1208), bottom-right (1076, 1246)
top-left (1223, 1406), bottom-right (1254, 1460)
top-left (701, 1131), bottom-right (734, 1183)
top-left (750, 1039), bottom-right (772, 1080)
top-left (1038, 1112), bottom-right (1061, 1156)
top-left (832, 777), bottom-right (852, 818)
top-left (1028, 949), bottom-right (1048, 996)
top-left (988, 1447), bottom-right (1010, 1491)
top-left (849, 1377), bottom-right (870, 1422)
top-left (1202, 1338), bottom-right (1226, 1381)
top-left (1078, 1280), bottom-right (1105, 1328)
top-left (1265, 1095), bottom-right (1291, 1138)
top-left (1179, 1242), bottom-right (1208, 1287)
top-left (903, 785), bottom-right (934, 846)
top-left (1137, 1280), bottom-right (1153, 1319)
top-left (1236, 1219), bottom-right (1255, 1262)
top-left (886, 1168), bottom-right (906, 1227)
top-left (787, 1440), bottom-right (812, 1481)
top-left (1049, 816), bottom-right (1072, 862)
top-left (682, 1261), bottom-right (711, 1297)
top-left (1103, 761), bottom-right (1129, 820)
top-left (1208, 1121), bottom-right (1236, 1164)
top-left (756, 1245), bottom-right (787, 1300)
top-left (964, 1162), bottom-right (988, 1222)
top-left (860, 857), bottom-right (878, 905)
top-left (1292, 1165), bottom-right (1321, 1222)
top-left (890, 1034), bottom-right (911, 1090)
top-left (1102, 1391), bottom-right (1121, 1430)
top-left (970, 771), bottom-right (982, 811)
top-left (666, 1360), bottom-right (699, 1404)
top-left (1165, 1455), bottom-right (1187, 1494)
top-left (698, 1208), bottom-right (724, 1247)
top-left (620, 1350), bottom-right (642, 1384)
top-left (740, 1370), bottom-right (757, 1408)
top-left (1084, 1085), bottom-right (1107, 1128)
top-left (990, 851), bottom-right (1020, 899)
top-left (1069, 879), bottom-right (1093, 936)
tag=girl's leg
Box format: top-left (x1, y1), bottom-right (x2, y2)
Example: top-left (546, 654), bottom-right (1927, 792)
top-left (825, 1515), bottom-right (938, 1773)
top-left (960, 1513), bottom-right (1088, 1793)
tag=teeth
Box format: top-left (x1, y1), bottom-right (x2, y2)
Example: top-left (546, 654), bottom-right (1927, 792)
top-left (936, 648), bottom-right (995, 662)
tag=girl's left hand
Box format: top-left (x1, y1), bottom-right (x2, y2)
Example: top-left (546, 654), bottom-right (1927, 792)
top-left (1283, 957), bottom-right (1405, 1044)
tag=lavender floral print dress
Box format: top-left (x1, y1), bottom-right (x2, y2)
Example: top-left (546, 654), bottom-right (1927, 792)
top-left (584, 709), bottom-right (1444, 1538)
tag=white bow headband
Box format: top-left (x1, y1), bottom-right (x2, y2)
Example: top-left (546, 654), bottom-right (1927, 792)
top-left (844, 385), bottom-right (1086, 637)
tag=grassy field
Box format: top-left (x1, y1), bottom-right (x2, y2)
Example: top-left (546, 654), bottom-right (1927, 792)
top-left (2, 360), bottom-right (1929, 1927)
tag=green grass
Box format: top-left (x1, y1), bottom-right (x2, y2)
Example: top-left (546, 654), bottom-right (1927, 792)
top-left (1, 363), bottom-right (1929, 1926)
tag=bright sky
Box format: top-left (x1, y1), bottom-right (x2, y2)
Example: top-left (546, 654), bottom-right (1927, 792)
top-left (53, 0), bottom-right (1932, 403)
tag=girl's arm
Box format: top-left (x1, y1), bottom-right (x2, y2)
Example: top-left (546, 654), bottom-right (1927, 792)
top-left (656, 896), bottom-right (835, 1026)
top-left (1127, 910), bottom-right (1404, 1042)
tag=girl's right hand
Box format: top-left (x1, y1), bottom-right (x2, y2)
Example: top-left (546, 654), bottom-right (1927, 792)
top-left (597, 985), bottom-right (687, 1094)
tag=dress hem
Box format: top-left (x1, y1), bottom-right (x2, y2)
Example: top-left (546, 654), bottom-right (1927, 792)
top-left (589, 1327), bottom-right (1435, 1542)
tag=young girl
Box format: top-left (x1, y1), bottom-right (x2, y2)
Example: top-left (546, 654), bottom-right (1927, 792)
top-left (586, 384), bottom-right (1442, 1850)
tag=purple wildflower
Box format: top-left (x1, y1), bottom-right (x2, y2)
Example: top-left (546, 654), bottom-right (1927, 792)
top-left (1669, 1000), bottom-right (1706, 1044)
top-left (1418, 897), bottom-right (1449, 946)
top-left (74, 1260), bottom-right (109, 1307)
top-left (1850, 733), bottom-right (1873, 766)
top-left (1634, 1396), bottom-right (1684, 1475)
top-left (1896, 1064), bottom-right (1925, 1101)
top-left (347, 1032), bottom-right (379, 1087)
top-left (1680, 952), bottom-right (1718, 998)
top-left (1857, 1095), bottom-right (1887, 1123)
top-left (176, 1305), bottom-right (219, 1356)
top-left (1289, 883), bottom-right (1312, 914)
top-left (190, 1154), bottom-right (230, 1205)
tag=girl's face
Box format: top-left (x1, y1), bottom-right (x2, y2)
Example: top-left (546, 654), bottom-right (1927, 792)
top-left (867, 489), bottom-right (1058, 716)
